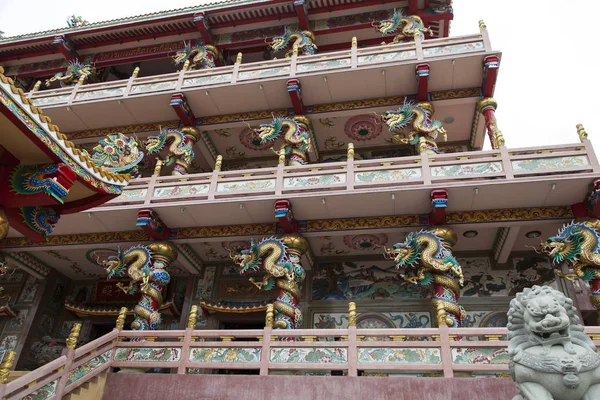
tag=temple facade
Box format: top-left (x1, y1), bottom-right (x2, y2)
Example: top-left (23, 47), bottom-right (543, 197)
top-left (0, 1), bottom-right (599, 399)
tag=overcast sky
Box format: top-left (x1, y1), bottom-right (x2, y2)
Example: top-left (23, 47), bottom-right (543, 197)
top-left (1, 0), bottom-right (598, 151)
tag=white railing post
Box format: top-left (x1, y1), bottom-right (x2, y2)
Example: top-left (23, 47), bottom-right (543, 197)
top-left (415, 37), bottom-right (424, 60)
top-left (438, 325), bottom-right (454, 378)
top-left (500, 146), bottom-right (514, 179)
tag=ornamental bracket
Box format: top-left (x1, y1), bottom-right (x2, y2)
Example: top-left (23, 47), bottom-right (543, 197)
top-left (136, 209), bottom-right (171, 240)
top-left (415, 63), bottom-right (430, 102)
top-left (53, 35), bottom-right (80, 62)
top-left (572, 178), bottom-right (600, 218)
top-left (193, 12), bottom-right (214, 45)
top-left (482, 55), bottom-right (499, 97)
top-left (170, 93), bottom-right (197, 126)
top-left (287, 79), bottom-right (305, 115)
top-left (293, 0), bottom-right (310, 31)
top-left (429, 189), bottom-right (448, 225)
top-left (275, 199), bottom-right (299, 233)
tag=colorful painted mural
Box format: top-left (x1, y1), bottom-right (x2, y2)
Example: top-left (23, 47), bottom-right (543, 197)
top-left (194, 266), bottom-right (216, 299)
top-left (313, 311), bottom-right (431, 329)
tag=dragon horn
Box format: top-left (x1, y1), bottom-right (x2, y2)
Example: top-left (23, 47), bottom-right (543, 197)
top-left (525, 244), bottom-right (543, 254)
top-left (242, 119), bottom-right (253, 130)
top-left (370, 19), bottom-right (379, 28)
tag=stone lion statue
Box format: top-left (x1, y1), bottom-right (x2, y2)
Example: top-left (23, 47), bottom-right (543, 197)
top-left (508, 285), bottom-right (600, 400)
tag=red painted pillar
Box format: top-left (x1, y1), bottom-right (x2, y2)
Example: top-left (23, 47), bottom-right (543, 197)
top-left (415, 63), bottom-right (430, 102)
top-left (477, 98), bottom-right (505, 149)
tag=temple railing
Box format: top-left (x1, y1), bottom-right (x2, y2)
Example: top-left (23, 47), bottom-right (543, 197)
top-left (27, 33), bottom-right (490, 107)
top-left (2, 325), bottom-right (600, 399)
top-left (97, 141), bottom-right (600, 209)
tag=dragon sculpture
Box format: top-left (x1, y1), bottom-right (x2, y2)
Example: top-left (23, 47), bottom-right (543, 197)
top-left (267, 28), bottom-right (317, 58)
top-left (90, 133), bottom-right (144, 177)
top-left (172, 41), bottom-right (219, 71)
top-left (145, 127), bottom-right (200, 175)
top-left (381, 101), bottom-right (447, 154)
top-left (538, 218), bottom-right (600, 321)
top-left (45, 59), bottom-right (93, 87)
top-left (508, 285), bottom-right (600, 400)
top-left (374, 9), bottom-right (433, 43)
top-left (102, 242), bottom-right (176, 335)
top-left (231, 235), bottom-right (307, 331)
top-left (255, 116), bottom-right (312, 166)
top-left (20, 206), bottom-right (59, 240)
top-left (384, 228), bottom-right (466, 327)
top-left (10, 164), bottom-right (73, 203)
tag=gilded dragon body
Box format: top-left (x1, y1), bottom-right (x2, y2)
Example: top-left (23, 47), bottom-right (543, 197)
top-left (539, 218), bottom-right (600, 319)
top-left (375, 9), bottom-right (433, 43)
top-left (102, 242), bottom-right (176, 336)
top-left (255, 116), bottom-right (312, 166)
top-left (381, 101), bottom-right (447, 154)
top-left (45, 60), bottom-right (93, 87)
top-left (145, 127), bottom-right (200, 175)
top-left (172, 42), bottom-right (219, 70)
top-left (267, 28), bottom-right (317, 58)
top-left (231, 235), bottom-right (307, 330)
top-left (384, 228), bottom-right (465, 327)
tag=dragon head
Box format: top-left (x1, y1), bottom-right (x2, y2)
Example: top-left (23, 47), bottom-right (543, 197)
top-left (255, 117), bottom-right (284, 143)
top-left (384, 232), bottom-right (425, 284)
top-left (267, 28), bottom-right (291, 53)
top-left (145, 128), bottom-right (168, 155)
top-left (539, 222), bottom-right (588, 268)
top-left (172, 41), bottom-right (193, 65)
top-left (230, 240), bottom-right (261, 276)
top-left (102, 247), bottom-right (125, 279)
top-left (67, 59), bottom-right (94, 78)
top-left (21, 206), bottom-right (59, 239)
top-left (381, 101), bottom-right (415, 132)
top-left (374, 9), bottom-right (402, 35)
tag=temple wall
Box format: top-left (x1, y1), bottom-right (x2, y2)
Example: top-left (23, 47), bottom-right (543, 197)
top-left (101, 374), bottom-right (519, 400)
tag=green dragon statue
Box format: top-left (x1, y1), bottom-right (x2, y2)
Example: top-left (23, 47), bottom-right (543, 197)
top-left (102, 242), bottom-right (176, 336)
top-left (374, 9), bottom-right (433, 43)
top-left (145, 127), bottom-right (200, 175)
top-left (172, 41), bottom-right (219, 71)
top-left (381, 101), bottom-right (447, 154)
top-left (384, 228), bottom-right (466, 327)
top-left (90, 133), bottom-right (144, 177)
top-left (231, 235), bottom-right (307, 331)
top-left (538, 218), bottom-right (600, 320)
top-left (255, 115), bottom-right (312, 166)
top-left (45, 59), bottom-right (94, 87)
top-left (266, 28), bottom-right (317, 58)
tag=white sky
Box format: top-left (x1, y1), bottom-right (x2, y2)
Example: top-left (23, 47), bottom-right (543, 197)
top-left (1, 0), bottom-right (598, 151)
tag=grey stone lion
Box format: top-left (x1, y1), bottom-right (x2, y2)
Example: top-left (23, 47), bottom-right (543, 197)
top-left (508, 285), bottom-right (600, 400)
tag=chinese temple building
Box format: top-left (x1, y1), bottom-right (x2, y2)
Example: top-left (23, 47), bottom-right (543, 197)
top-left (0, 1), bottom-right (598, 399)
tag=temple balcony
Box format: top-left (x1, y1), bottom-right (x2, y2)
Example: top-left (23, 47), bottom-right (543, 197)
top-left (3, 325), bottom-right (600, 399)
top-left (28, 32), bottom-right (495, 133)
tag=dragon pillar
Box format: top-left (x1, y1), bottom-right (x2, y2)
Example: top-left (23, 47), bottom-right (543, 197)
top-left (102, 242), bottom-right (177, 336)
top-left (477, 98), bottom-right (506, 150)
top-left (231, 234), bottom-right (307, 333)
top-left (266, 28), bottom-right (317, 58)
top-left (374, 9), bottom-right (433, 44)
top-left (539, 218), bottom-right (600, 323)
top-left (255, 116), bottom-right (313, 166)
top-left (145, 127), bottom-right (200, 175)
top-left (384, 227), bottom-right (465, 327)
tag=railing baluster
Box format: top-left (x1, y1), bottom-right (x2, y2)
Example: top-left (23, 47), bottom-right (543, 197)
top-left (438, 325), bottom-right (454, 378)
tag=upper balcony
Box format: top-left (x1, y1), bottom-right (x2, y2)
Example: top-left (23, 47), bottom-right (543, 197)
top-left (29, 32), bottom-right (495, 135)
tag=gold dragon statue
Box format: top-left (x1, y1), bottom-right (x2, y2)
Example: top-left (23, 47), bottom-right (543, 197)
top-left (231, 235), bottom-right (307, 331)
top-left (145, 127), bottom-right (200, 175)
top-left (172, 41), bottom-right (220, 71)
top-left (380, 101), bottom-right (447, 154)
top-left (254, 115), bottom-right (312, 166)
top-left (538, 218), bottom-right (600, 322)
top-left (102, 242), bottom-right (176, 336)
top-left (266, 28), bottom-right (317, 58)
top-left (384, 228), bottom-right (466, 327)
top-left (45, 59), bottom-right (94, 87)
top-left (374, 9), bottom-right (433, 44)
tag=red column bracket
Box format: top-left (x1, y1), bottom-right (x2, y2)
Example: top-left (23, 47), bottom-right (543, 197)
top-left (286, 79), bottom-right (305, 115)
top-left (573, 178), bottom-right (600, 218)
top-left (430, 189), bottom-right (448, 225)
top-left (193, 12), bottom-right (214, 45)
top-left (294, 0), bottom-right (310, 31)
top-left (482, 55), bottom-right (500, 98)
top-left (136, 209), bottom-right (171, 240)
top-left (52, 35), bottom-right (79, 62)
top-left (275, 199), bottom-right (299, 233)
top-left (170, 93), bottom-right (196, 126)
top-left (415, 63), bottom-right (430, 102)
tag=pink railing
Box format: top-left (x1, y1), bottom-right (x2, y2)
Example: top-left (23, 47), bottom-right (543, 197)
top-left (94, 141), bottom-right (600, 210)
top-left (2, 325), bottom-right (600, 399)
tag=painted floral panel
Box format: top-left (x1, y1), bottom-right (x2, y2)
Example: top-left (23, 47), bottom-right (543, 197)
top-left (75, 87), bottom-right (125, 101)
top-left (154, 184), bottom-right (209, 198)
top-left (283, 173), bottom-right (345, 188)
top-left (23, 379), bottom-right (58, 400)
top-left (358, 348), bottom-right (441, 364)
top-left (32, 95), bottom-right (70, 106)
top-left (183, 74), bottom-right (233, 87)
top-left (297, 58), bottom-right (351, 73)
top-left (112, 188), bottom-right (147, 201)
top-left (113, 347), bottom-right (181, 362)
top-left (452, 347), bottom-right (509, 364)
top-left (355, 168), bottom-right (421, 183)
top-left (423, 41), bottom-right (484, 57)
top-left (270, 348), bottom-right (347, 364)
top-left (66, 350), bottom-right (112, 386)
top-left (189, 347), bottom-right (261, 363)
top-left (217, 179), bottom-right (275, 193)
top-left (238, 66), bottom-right (291, 80)
top-left (431, 162), bottom-right (502, 177)
top-left (130, 81), bottom-right (177, 94)
top-left (511, 156), bottom-right (589, 172)
top-left (195, 266), bottom-right (216, 299)
top-left (358, 50), bottom-right (416, 64)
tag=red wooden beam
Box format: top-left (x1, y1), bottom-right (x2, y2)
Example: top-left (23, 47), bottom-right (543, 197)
top-left (170, 93), bottom-right (196, 126)
top-left (294, 0), bottom-right (310, 31)
top-left (52, 35), bottom-right (79, 62)
top-left (409, 0), bottom-right (418, 14)
top-left (287, 79), bottom-right (304, 115)
top-left (415, 63), bottom-right (430, 102)
top-left (482, 55), bottom-right (500, 97)
top-left (193, 12), bottom-right (214, 45)
top-left (430, 189), bottom-right (448, 225)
